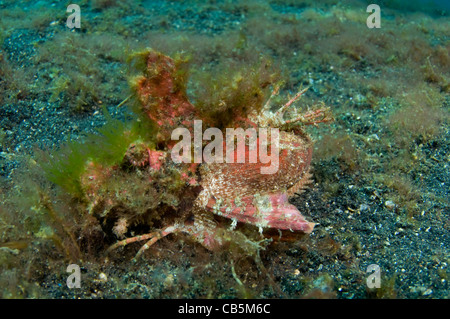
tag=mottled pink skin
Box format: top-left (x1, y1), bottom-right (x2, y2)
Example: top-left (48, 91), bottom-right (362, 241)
top-left (263, 193), bottom-right (315, 233)
top-left (134, 51), bottom-right (200, 147)
top-left (182, 222), bottom-right (223, 251)
top-left (205, 193), bottom-right (314, 233)
top-left (147, 149), bottom-right (165, 171)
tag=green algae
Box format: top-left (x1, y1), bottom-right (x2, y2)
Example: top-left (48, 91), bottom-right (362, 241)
top-left (39, 107), bottom-right (157, 197)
